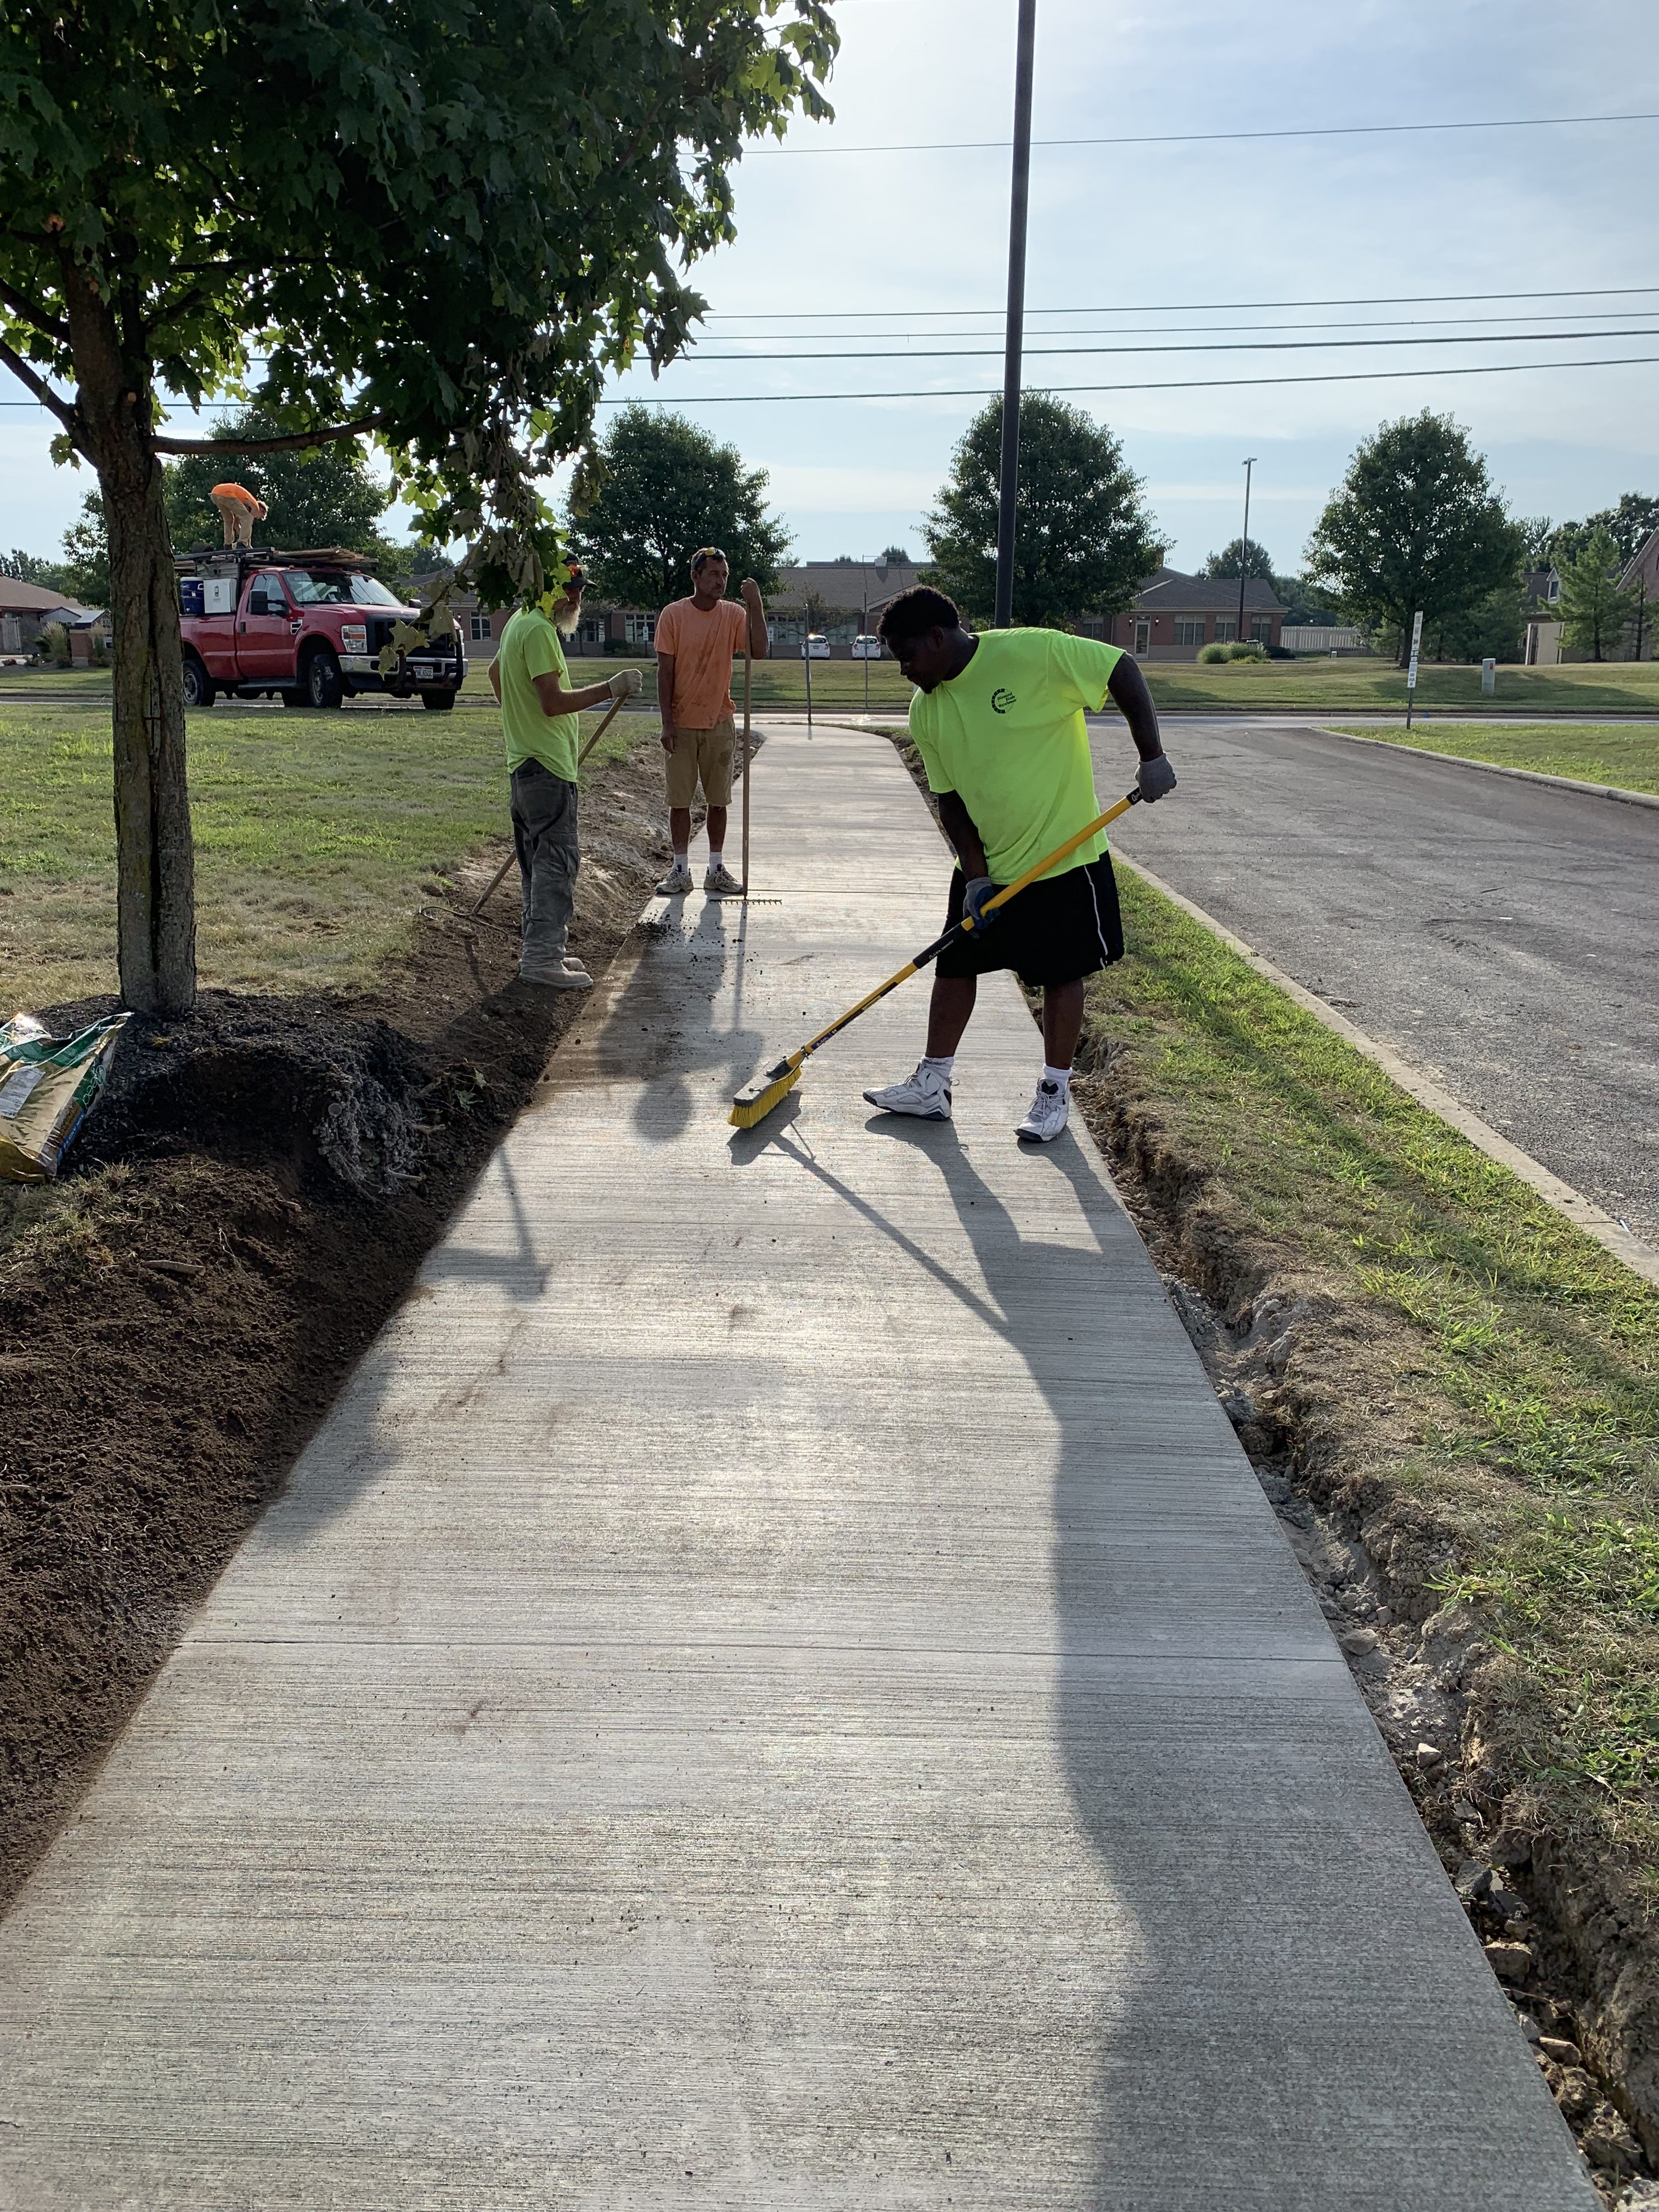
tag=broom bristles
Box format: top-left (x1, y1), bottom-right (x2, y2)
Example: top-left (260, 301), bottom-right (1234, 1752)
top-left (728, 1062), bottom-right (803, 1128)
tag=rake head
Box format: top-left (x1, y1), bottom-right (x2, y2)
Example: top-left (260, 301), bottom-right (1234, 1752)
top-left (728, 1056), bottom-right (803, 1129)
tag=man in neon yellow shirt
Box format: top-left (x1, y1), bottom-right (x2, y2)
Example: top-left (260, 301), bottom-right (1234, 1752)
top-left (865, 584), bottom-right (1176, 1142)
top-left (489, 563), bottom-right (642, 988)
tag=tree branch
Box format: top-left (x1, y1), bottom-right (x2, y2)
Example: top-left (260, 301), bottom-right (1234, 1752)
top-left (151, 413), bottom-right (389, 455)
top-left (0, 334), bottom-right (78, 435)
top-left (0, 276), bottom-right (70, 343)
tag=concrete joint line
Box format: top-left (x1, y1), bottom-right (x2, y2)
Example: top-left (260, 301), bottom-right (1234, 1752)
top-left (1114, 850), bottom-right (1659, 1291)
top-left (1308, 723), bottom-right (1659, 811)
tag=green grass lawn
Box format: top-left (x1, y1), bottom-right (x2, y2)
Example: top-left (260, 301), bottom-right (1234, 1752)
top-left (1142, 656), bottom-right (1659, 716)
top-left (1085, 871), bottom-right (1659, 1865)
top-left (1324, 722), bottom-right (1659, 797)
top-left (0, 702), bottom-right (654, 1009)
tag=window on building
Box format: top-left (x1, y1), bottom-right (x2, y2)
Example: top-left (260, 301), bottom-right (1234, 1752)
top-left (1132, 618), bottom-right (1151, 654)
top-left (624, 612), bottom-right (655, 645)
top-left (580, 618), bottom-right (603, 646)
top-left (1250, 616), bottom-right (1272, 643)
top-left (469, 612), bottom-right (492, 642)
top-left (1547, 574), bottom-right (1560, 601)
top-left (1173, 618), bottom-right (1205, 647)
top-left (1214, 618), bottom-right (1237, 642)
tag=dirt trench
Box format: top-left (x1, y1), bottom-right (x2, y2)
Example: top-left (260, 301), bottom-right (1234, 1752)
top-left (0, 739), bottom-right (672, 1912)
top-left (1076, 1067), bottom-right (1659, 2208)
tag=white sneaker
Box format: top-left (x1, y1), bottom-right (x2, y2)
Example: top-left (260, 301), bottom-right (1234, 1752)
top-left (656, 860), bottom-right (693, 895)
top-left (704, 862), bottom-right (743, 895)
top-left (862, 1062), bottom-right (953, 1121)
top-left (1016, 1079), bottom-right (1069, 1142)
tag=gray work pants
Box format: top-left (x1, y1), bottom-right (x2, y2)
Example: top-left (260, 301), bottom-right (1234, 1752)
top-left (510, 761), bottom-right (579, 967)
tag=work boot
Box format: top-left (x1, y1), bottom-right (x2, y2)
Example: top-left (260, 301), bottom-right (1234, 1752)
top-left (1015, 1079), bottom-right (1069, 1143)
top-left (655, 859), bottom-right (693, 895)
top-left (862, 1062), bottom-right (952, 1122)
top-left (519, 955), bottom-right (592, 990)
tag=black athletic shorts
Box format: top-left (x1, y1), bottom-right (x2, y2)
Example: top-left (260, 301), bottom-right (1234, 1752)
top-left (935, 852), bottom-right (1124, 986)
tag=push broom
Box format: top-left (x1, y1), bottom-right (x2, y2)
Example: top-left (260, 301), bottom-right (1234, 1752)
top-left (729, 787), bottom-right (1142, 1130)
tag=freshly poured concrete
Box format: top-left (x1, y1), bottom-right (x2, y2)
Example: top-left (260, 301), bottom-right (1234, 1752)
top-left (0, 726), bottom-right (1594, 2208)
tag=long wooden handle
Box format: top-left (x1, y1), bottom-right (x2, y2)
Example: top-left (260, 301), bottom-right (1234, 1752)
top-left (471, 691), bottom-right (631, 916)
top-left (740, 650), bottom-right (753, 893)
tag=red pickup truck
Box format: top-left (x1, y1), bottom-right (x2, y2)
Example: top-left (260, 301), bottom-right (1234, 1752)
top-left (176, 549), bottom-right (466, 712)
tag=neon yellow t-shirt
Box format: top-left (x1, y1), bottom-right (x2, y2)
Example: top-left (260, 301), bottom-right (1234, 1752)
top-left (498, 607), bottom-right (579, 780)
top-left (907, 628), bottom-right (1124, 884)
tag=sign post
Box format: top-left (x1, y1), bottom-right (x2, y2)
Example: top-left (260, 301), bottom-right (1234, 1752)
top-left (1405, 610), bottom-right (1424, 729)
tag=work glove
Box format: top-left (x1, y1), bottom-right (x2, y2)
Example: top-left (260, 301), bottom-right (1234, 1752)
top-left (963, 875), bottom-right (1000, 932)
top-left (608, 668), bottom-right (643, 699)
top-left (1136, 751), bottom-right (1177, 802)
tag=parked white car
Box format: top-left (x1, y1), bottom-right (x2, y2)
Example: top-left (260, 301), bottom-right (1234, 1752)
top-left (851, 634), bottom-right (883, 659)
top-left (801, 633), bottom-right (830, 659)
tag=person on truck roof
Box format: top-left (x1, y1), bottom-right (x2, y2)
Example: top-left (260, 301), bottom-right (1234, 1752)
top-left (489, 561), bottom-right (644, 990)
top-left (211, 481), bottom-right (267, 550)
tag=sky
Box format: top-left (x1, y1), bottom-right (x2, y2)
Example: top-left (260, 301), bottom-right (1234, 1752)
top-left (5, 0), bottom-right (1659, 578)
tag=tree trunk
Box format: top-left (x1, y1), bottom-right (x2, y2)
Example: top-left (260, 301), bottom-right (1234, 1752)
top-left (66, 274), bottom-right (196, 1013)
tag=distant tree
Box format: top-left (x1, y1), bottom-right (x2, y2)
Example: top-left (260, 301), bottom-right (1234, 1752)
top-left (59, 494), bottom-right (111, 606)
top-left (1306, 411), bottom-right (1523, 665)
top-left (1, 549), bottom-right (55, 584)
top-left (1273, 573), bottom-right (1343, 627)
top-left (165, 409), bottom-right (391, 554)
top-left (1429, 581), bottom-right (1528, 664)
top-left (569, 406), bottom-right (790, 610)
top-left (922, 393), bottom-right (1160, 626)
top-left (1584, 494), bottom-right (1659, 566)
top-left (1557, 528), bottom-right (1640, 661)
top-left (881, 543), bottom-right (911, 564)
top-left (1519, 516), bottom-right (1556, 568)
top-left (1201, 535), bottom-right (1276, 581)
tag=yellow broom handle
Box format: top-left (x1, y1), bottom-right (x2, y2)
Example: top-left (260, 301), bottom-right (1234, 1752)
top-left (970, 790), bottom-right (1137, 927)
top-left (788, 788), bottom-right (1138, 1065)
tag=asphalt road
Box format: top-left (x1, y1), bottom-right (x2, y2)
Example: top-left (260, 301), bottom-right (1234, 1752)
top-left (1090, 717), bottom-right (1659, 1255)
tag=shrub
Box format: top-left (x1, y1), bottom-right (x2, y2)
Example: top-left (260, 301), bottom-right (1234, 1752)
top-left (1225, 639), bottom-right (1267, 661)
top-left (1196, 641), bottom-right (1229, 663)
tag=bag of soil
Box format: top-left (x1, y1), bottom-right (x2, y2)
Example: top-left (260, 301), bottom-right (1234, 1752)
top-left (0, 1012), bottom-right (131, 1183)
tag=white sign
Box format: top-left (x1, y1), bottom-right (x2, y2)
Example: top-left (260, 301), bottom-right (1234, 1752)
top-left (1406, 609), bottom-right (1424, 691)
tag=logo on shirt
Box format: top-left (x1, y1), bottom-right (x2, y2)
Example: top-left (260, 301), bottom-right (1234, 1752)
top-left (991, 687), bottom-right (1017, 713)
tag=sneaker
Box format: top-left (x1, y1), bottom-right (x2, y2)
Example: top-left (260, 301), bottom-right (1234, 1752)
top-left (518, 957), bottom-right (592, 990)
top-left (862, 1063), bottom-right (953, 1121)
top-left (655, 860), bottom-right (693, 895)
top-left (1016, 1079), bottom-right (1069, 1143)
top-left (704, 862), bottom-right (744, 895)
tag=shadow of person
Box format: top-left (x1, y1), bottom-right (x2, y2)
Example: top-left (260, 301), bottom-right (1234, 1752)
top-left (591, 891), bottom-right (769, 1147)
top-left (744, 1108), bottom-right (1523, 2205)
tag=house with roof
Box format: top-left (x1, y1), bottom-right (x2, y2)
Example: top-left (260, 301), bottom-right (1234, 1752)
top-left (0, 578), bottom-right (98, 657)
top-left (1076, 566), bottom-right (1288, 661)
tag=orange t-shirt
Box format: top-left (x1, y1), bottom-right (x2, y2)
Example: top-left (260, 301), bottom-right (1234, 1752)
top-left (654, 596), bottom-right (749, 727)
top-left (211, 482), bottom-right (259, 505)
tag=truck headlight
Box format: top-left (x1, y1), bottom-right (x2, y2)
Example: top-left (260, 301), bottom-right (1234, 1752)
top-left (341, 624), bottom-right (368, 651)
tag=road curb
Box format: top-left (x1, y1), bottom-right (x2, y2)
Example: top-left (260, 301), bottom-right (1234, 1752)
top-left (1113, 850), bottom-right (1659, 1291)
top-left (1308, 724), bottom-right (1659, 810)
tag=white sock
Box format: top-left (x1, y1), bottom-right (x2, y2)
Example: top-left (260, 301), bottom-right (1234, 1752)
top-left (1042, 1064), bottom-right (1072, 1092)
top-left (921, 1054), bottom-right (955, 1082)
top-left (708, 849), bottom-right (723, 869)
top-left (673, 849), bottom-right (689, 866)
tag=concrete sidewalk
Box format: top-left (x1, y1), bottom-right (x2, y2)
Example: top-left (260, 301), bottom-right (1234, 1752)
top-left (0, 725), bottom-right (1594, 2209)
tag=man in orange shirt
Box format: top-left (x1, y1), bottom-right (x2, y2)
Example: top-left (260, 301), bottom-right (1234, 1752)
top-left (211, 481), bottom-right (268, 549)
top-left (653, 548), bottom-right (769, 895)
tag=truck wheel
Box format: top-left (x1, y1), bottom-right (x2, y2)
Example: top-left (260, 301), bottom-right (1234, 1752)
top-left (180, 655), bottom-right (215, 709)
top-left (421, 691), bottom-right (456, 712)
top-left (303, 647), bottom-right (344, 711)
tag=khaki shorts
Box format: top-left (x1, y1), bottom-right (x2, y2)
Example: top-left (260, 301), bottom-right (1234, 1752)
top-left (664, 715), bottom-right (738, 808)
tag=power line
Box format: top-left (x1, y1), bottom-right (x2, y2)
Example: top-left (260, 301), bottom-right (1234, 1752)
top-left (677, 326), bottom-right (1659, 364)
top-left (700, 307), bottom-right (1659, 345)
top-left (597, 352), bottom-right (1659, 405)
top-left (752, 108), bottom-right (1659, 156)
top-left (705, 284), bottom-right (1659, 322)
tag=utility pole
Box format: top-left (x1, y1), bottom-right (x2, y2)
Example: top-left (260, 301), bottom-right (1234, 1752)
top-left (994, 0), bottom-right (1037, 630)
top-left (1236, 456), bottom-right (1257, 645)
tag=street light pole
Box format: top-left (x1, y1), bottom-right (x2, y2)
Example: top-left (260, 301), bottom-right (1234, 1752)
top-left (994, 0), bottom-right (1037, 630)
top-left (1237, 456), bottom-right (1257, 646)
